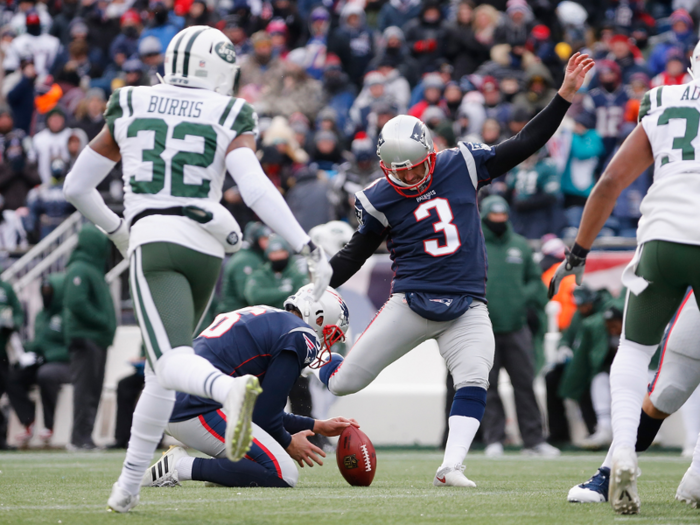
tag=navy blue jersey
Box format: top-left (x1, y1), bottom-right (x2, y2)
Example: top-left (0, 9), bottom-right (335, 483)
top-left (171, 307), bottom-right (320, 424)
top-left (355, 142), bottom-right (496, 300)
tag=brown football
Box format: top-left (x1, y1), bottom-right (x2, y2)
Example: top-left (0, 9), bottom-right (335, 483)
top-left (336, 426), bottom-right (377, 486)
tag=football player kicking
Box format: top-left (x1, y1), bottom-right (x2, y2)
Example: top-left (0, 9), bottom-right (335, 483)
top-left (549, 42), bottom-right (700, 514)
top-left (62, 26), bottom-right (332, 512)
top-left (142, 285), bottom-right (358, 489)
top-left (314, 52), bottom-right (594, 488)
top-left (569, 290), bottom-right (700, 506)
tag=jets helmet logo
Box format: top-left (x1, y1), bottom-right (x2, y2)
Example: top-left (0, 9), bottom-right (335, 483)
top-left (214, 42), bottom-right (236, 64)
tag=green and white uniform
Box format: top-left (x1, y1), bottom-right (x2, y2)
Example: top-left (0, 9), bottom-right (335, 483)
top-left (105, 83), bottom-right (257, 258)
top-left (621, 84), bottom-right (700, 344)
top-left (105, 83), bottom-right (257, 362)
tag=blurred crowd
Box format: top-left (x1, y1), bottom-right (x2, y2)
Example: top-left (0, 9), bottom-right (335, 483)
top-left (1, 0), bottom-right (699, 262)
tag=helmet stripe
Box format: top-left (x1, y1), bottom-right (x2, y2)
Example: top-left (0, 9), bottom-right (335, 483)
top-left (171, 32), bottom-right (187, 75)
top-left (182, 28), bottom-right (207, 77)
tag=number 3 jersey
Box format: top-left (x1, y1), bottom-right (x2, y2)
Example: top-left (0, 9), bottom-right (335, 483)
top-left (638, 83), bottom-right (700, 246)
top-left (355, 142), bottom-right (496, 301)
top-left (104, 83), bottom-right (257, 256)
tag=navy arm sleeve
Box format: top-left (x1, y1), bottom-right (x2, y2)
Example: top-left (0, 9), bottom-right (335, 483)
top-left (485, 94), bottom-right (572, 179)
top-left (253, 351), bottom-right (304, 449)
top-left (283, 412), bottom-right (314, 434)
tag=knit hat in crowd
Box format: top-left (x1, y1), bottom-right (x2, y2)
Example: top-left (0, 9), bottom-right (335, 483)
top-left (574, 110), bottom-right (596, 130)
top-left (480, 195), bottom-right (510, 219)
top-left (423, 73), bottom-right (444, 91)
top-left (383, 26), bottom-right (404, 42)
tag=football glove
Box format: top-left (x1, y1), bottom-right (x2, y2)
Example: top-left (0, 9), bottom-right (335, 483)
top-left (548, 243), bottom-right (588, 299)
top-left (102, 219), bottom-right (130, 259)
top-left (301, 240), bottom-right (333, 301)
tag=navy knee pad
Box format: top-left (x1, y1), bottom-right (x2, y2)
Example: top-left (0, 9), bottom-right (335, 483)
top-left (450, 386), bottom-right (487, 421)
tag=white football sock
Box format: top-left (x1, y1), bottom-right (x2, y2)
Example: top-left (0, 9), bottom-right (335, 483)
top-left (441, 416), bottom-right (480, 468)
top-left (155, 346), bottom-right (236, 405)
top-left (117, 373), bottom-right (175, 496)
top-left (590, 372), bottom-right (612, 430)
top-left (602, 441), bottom-right (615, 470)
top-left (610, 339), bottom-right (657, 450)
top-left (176, 456), bottom-right (195, 481)
top-left (681, 387), bottom-right (700, 451)
top-left (691, 432), bottom-right (700, 476)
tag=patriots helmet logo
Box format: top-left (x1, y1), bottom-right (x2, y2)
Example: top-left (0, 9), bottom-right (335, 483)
top-left (410, 121), bottom-right (427, 147)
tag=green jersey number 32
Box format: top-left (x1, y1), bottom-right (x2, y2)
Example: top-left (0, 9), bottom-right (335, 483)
top-left (127, 118), bottom-right (216, 198)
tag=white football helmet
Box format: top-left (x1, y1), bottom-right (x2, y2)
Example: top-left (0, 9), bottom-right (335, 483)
top-left (309, 221), bottom-right (355, 257)
top-left (690, 40), bottom-right (700, 79)
top-left (163, 26), bottom-right (240, 96)
top-left (377, 114), bottom-right (436, 197)
top-left (284, 285), bottom-right (350, 369)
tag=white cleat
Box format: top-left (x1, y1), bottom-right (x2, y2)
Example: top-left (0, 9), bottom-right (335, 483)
top-left (676, 468), bottom-right (700, 508)
top-left (484, 443), bottom-right (504, 458)
top-left (142, 446), bottom-right (190, 487)
top-left (107, 482), bottom-right (139, 513)
top-left (433, 464), bottom-right (477, 487)
top-left (224, 375), bottom-right (263, 462)
top-left (609, 446), bottom-right (640, 514)
top-left (521, 442), bottom-right (561, 457)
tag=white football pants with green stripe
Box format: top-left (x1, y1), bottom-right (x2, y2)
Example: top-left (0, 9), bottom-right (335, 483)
top-left (117, 242), bottom-right (237, 498)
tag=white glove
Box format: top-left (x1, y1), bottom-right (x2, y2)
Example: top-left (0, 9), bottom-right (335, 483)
top-left (548, 243), bottom-right (588, 298)
top-left (101, 219), bottom-right (130, 259)
top-left (301, 241), bottom-right (333, 301)
top-left (18, 352), bottom-right (38, 368)
top-left (556, 346), bottom-right (574, 364)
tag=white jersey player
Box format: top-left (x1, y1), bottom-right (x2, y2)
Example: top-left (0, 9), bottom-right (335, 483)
top-left (568, 291), bottom-right (700, 505)
top-left (62, 26), bottom-right (332, 513)
top-left (550, 42), bottom-right (700, 514)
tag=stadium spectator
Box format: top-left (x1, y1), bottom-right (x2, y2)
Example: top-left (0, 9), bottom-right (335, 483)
top-left (25, 157), bottom-right (74, 241)
top-left (238, 31), bottom-right (284, 101)
top-left (375, 57), bottom-right (411, 114)
top-left (285, 164), bottom-right (333, 231)
top-left (539, 236), bottom-right (577, 332)
top-left (559, 110), bottom-right (604, 230)
top-left (138, 36), bottom-right (165, 86)
top-left (3, 9), bottom-right (60, 77)
top-left (308, 130), bottom-right (346, 172)
top-left (31, 107), bottom-right (73, 185)
top-left (650, 47), bottom-right (691, 87)
top-left (0, 273), bottom-right (24, 449)
top-left (303, 7), bottom-right (330, 80)
top-left (109, 10), bottom-right (142, 72)
top-left (220, 222), bottom-right (271, 314)
top-left (376, 0), bottom-right (421, 33)
top-left (139, 0), bottom-right (182, 53)
top-left (511, 62), bottom-right (557, 115)
top-left (479, 195), bottom-right (557, 457)
top-left (0, 108), bottom-right (40, 211)
top-left (327, 3), bottom-right (374, 88)
top-left (480, 76), bottom-right (511, 128)
top-left (243, 234), bottom-right (308, 309)
top-left (221, 15), bottom-right (251, 59)
top-left (494, 0), bottom-right (534, 47)
top-left (472, 4), bottom-right (501, 47)
top-left (506, 149), bottom-right (562, 239)
top-left (7, 274), bottom-right (70, 447)
top-left (445, 0), bottom-right (490, 79)
top-left (6, 57), bottom-right (37, 135)
top-left (267, 18), bottom-right (290, 59)
top-left (369, 26), bottom-right (420, 88)
top-left (72, 88), bottom-right (106, 141)
top-left (607, 33), bottom-right (649, 84)
top-left (183, 0), bottom-right (215, 28)
top-left (403, 0), bottom-right (448, 76)
top-left (408, 73), bottom-right (446, 119)
top-left (63, 224), bottom-right (116, 450)
top-left (648, 8), bottom-right (695, 76)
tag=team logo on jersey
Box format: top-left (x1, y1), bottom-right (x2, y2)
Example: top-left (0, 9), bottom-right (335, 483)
top-left (226, 231), bottom-right (239, 246)
top-left (354, 204), bottom-right (364, 226)
top-left (430, 298), bottom-right (453, 306)
top-left (303, 334), bottom-right (320, 365)
top-left (506, 247), bottom-right (523, 264)
top-left (467, 142), bottom-right (492, 151)
top-left (214, 42), bottom-right (236, 64)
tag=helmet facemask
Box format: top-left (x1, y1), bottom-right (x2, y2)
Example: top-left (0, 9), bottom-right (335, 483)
top-left (380, 151), bottom-right (437, 198)
top-left (308, 321), bottom-right (346, 369)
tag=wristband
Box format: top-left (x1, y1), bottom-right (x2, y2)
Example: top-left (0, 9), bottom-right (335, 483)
top-left (570, 242), bottom-right (589, 259)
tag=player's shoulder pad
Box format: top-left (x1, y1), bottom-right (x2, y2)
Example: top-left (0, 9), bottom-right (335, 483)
top-left (287, 325), bottom-right (321, 366)
top-left (355, 178), bottom-right (390, 228)
top-left (639, 85), bottom-right (690, 122)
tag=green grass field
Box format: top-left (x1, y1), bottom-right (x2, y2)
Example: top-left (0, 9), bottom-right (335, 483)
top-left (0, 450), bottom-right (698, 525)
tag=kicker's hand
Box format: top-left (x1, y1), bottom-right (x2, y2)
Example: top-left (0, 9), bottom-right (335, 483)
top-left (314, 417), bottom-right (360, 437)
top-left (548, 243), bottom-right (589, 298)
top-left (558, 52), bottom-right (595, 102)
top-left (286, 430), bottom-right (326, 468)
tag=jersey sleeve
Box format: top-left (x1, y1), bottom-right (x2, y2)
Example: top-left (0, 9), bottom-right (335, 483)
top-left (230, 101), bottom-right (259, 139)
top-left (457, 141), bottom-right (497, 189)
top-left (354, 188), bottom-right (389, 236)
top-left (104, 87), bottom-right (129, 137)
top-left (280, 327), bottom-right (322, 369)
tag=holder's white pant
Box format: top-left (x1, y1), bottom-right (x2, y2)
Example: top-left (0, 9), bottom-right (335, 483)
top-left (328, 294), bottom-right (494, 396)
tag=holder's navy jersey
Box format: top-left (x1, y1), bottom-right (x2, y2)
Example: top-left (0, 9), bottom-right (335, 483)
top-left (171, 307), bottom-right (320, 422)
top-left (355, 142), bottom-right (496, 300)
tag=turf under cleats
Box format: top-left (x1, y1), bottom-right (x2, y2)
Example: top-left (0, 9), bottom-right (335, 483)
top-left (142, 446), bottom-right (190, 487)
top-left (107, 482), bottom-right (140, 513)
top-left (609, 446), bottom-right (640, 514)
top-left (676, 468), bottom-right (700, 508)
top-left (224, 375), bottom-right (263, 462)
top-left (567, 467), bottom-right (610, 503)
top-left (433, 464), bottom-right (477, 487)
